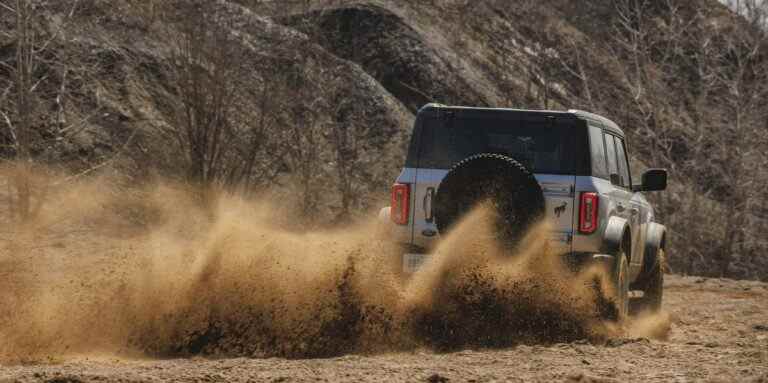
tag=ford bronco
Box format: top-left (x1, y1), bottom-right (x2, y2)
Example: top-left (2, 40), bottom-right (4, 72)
top-left (379, 104), bottom-right (668, 318)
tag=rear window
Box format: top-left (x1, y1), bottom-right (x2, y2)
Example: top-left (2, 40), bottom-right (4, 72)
top-left (411, 115), bottom-right (587, 174)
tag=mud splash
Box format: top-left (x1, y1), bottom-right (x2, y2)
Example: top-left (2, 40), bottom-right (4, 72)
top-left (405, 207), bottom-right (608, 350)
top-left (0, 173), bottom-right (670, 363)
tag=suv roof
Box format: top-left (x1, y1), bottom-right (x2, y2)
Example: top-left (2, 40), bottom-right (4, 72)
top-left (568, 109), bottom-right (624, 136)
top-left (419, 104), bottom-right (625, 137)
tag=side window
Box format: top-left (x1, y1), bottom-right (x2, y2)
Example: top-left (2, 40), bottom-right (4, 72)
top-left (604, 133), bottom-right (619, 180)
top-left (588, 125), bottom-right (608, 179)
top-left (615, 137), bottom-right (631, 188)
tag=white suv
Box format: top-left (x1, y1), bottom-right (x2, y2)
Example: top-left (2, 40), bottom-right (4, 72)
top-left (380, 104), bottom-right (669, 317)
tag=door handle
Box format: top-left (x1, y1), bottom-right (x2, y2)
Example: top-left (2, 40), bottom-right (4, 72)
top-left (424, 187), bottom-right (435, 223)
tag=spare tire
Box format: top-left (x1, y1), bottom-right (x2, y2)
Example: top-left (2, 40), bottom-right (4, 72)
top-left (433, 153), bottom-right (545, 247)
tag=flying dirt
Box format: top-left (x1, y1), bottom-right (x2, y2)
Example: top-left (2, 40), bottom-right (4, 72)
top-left (1, 170), bottom-right (656, 361)
top-left (0, 171), bottom-right (766, 382)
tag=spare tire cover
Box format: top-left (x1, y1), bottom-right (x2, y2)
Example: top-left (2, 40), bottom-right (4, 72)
top-left (433, 153), bottom-right (545, 247)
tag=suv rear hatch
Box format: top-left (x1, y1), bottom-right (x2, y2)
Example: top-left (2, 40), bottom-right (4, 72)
top-left (406, 107), bottom-right (589, 254)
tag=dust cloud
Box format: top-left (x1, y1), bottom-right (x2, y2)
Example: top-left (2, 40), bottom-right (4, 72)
top-left (0, 170), bottom-right (670, 363)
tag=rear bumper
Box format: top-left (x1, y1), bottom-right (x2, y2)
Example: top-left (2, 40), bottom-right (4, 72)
top-left (563, 252), bottom-right (615, 272)
top-left (379, 213), bottom-right (576, 255)
top-left (400, 251), bottom-right (614, 274)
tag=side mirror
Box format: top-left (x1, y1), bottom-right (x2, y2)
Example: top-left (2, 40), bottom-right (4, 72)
top-left (635, 169), bottom-right (667, 192)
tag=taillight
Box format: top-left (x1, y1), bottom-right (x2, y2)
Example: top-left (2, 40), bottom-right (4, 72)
top-left (579, 192), bottom-right (599, 234)
top-left (391, 183), bottom-right (410, 225)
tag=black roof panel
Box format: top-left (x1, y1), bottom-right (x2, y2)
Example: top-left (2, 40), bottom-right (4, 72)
top-left (418, 104), bottom-right (624, 136)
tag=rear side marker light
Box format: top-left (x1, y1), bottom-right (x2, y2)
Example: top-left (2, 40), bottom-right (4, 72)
top-left (391, 183), bottom-right (410, 225)
top-left (579, 192), bottom-right (599, 234)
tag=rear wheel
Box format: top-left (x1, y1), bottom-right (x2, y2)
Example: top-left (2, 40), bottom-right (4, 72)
top-left (630, 247), bottom-right (664, 314)
top-left (596, 250), bottom-right (629, 321)
top-left (613, 251), bottom-right (630, 320)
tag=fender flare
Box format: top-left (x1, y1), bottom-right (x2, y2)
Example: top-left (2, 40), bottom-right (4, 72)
top-left (640, 222), bottom-right (666, 277)
top-left (601, 216), bottom-right (630, 258)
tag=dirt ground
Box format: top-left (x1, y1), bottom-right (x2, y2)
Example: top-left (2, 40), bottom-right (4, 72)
top-left (0, 275), bottom-right (765, 383)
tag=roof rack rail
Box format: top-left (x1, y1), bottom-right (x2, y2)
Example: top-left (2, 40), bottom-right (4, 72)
top-left (568, 109), bottom-right (623, 135)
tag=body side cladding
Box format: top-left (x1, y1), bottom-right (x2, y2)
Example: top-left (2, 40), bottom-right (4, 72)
top-left (601, 215), bottom-right (630, 259)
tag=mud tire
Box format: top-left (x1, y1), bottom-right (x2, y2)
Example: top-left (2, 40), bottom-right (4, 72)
top-left (614, 251), bottom-right (630, 320)
top-left (433, 153), bottom-right (545, 248)
top-left (596, 251), bottom-right (630, 321)
top-left (630, 248), bottom-right (665, 314)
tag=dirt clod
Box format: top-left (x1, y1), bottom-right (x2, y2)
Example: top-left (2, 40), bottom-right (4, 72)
top-left (566, 373), bottom-right (617, 383)
top-left (45, 377), bottom-right (84, 383)
top-left (426, 373), bottom-right (449, 383)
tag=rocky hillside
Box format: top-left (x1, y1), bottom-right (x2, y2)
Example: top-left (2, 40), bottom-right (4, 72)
top-left (1, 0), bottom-right (767, 279)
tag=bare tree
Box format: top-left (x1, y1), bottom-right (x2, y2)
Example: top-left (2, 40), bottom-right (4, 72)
top-left (0, 0), bottom-right (36, 222)
top-left (724, 0), bottom-right (768, 30)
top-left (224, 77), bottom-right (288, 195)
top-left (329, 88), bottom-right (363, 219)
top-left (283, 58), bottom-right (325, 219)
top-left (605, 0), bottom-right (768, 278)
top-left (277, 2), bottom-right (343, 220)
top-left (161, 0), bottom-right (294, 204)
top-left (168, 2), bottom-right (239, 189)
top-left (0, 0), bottom-right (84, 222)
top-left (709, 10), bottom-right (768, 276)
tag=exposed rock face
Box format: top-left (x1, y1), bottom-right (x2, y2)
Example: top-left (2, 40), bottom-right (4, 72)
top-left (2, 0), bottom-right (767, 279)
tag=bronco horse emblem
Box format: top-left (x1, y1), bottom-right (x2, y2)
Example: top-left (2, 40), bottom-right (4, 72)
top-left (554, 202), bottom-right (567, 218)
